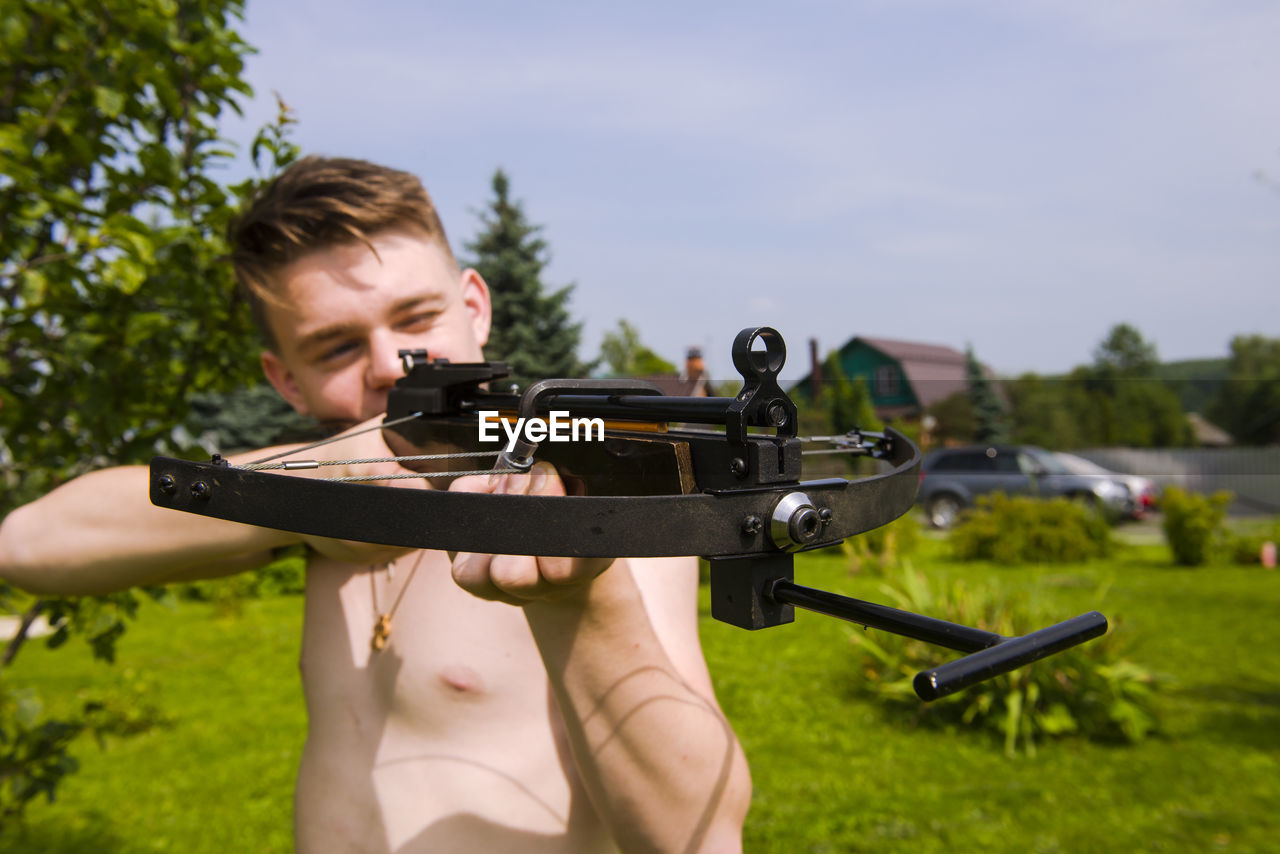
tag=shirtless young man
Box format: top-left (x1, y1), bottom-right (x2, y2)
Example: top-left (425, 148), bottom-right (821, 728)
top-left (0, 157), bottom-right (751, 852)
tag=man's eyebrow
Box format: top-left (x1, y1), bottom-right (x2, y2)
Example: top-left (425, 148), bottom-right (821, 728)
top-left (295, 322), bottom-right (361, 354)
top-left (390, 294), bottom-right (447, 315)
top-left (294, 295), bottom-right (448, 354)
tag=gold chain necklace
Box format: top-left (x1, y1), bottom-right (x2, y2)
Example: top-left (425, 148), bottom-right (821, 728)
top-left (369, 551), bottom-right (426, 652)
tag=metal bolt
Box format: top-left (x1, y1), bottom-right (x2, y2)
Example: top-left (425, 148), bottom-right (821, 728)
top-left (190, 481), bottom-right (211, 500)
top-left (157, 474), bottom-right (176, 495)
top-left (769, 491), bottom-right (820, 551)
top-left (741, 515), bottom-right (762, 535)
top-left (819, 508), bottom-right (833, 524)
top-left (788, 506), bottom-right (821, 544)
top-left (765, 401), bottom-right (789, 427)
top-left (730, 457), bottom-right (747, 476)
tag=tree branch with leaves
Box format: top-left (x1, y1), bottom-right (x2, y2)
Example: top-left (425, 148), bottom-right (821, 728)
top-left (0, 0), bottom-right (297, 821)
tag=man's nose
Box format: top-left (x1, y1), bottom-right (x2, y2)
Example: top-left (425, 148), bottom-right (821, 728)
top-left (365, 333), bottom-right (406, 389)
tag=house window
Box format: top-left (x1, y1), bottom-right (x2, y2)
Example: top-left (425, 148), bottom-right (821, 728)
top-left (874, 365), bottom-right (899, 396)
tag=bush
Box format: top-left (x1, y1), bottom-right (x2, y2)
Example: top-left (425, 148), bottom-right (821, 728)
top-left (843, 512), bottom-right (920, 576)
top-left (850, 564), bottom-right (1160, 756)
top-left (1160, 487), bottom-right (1232, 567)
top-left (0, 671), bottom-right (169, 821)
top-left (176, 545), bottom-right (307, 615)
top-left (949, 493), bottom-right (1113, 565)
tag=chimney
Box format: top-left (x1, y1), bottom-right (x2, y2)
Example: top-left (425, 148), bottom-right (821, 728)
top-left (684, 347), bottom-right (704, 380)
top-left (809, 338), bottom-right (824, 400)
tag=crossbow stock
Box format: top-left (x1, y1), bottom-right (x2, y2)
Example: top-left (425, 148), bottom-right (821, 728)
top-left (150, 327), bottom-right (1106, 701)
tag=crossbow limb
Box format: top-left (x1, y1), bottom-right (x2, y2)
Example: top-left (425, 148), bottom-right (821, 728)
top-left (150, 326), bottom-right (1106, 701)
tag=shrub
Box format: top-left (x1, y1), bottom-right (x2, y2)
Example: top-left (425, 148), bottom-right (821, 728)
top-left (0, 671), bottom-right (169, 821)
top-left (1214, 517), bottom-right (1280, 566)
top-left (850, 564), bottom-right (1159, 756)
top-left (949, 493), bottom-right (1113, 565)
top-left (177, 545), bottom-right (307, 613)
top-left (1160, 487), bottom-right (1232, 567)
top-left (843, 512), bottom-right (921, 576)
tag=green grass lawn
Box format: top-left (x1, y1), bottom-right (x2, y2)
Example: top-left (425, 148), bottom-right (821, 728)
top-left (3, 533), bottom-right (1278, 852)
top-left (705, 536), bottom-right (1280, 853)
top-left (1, 596), bottom-right (306, 853)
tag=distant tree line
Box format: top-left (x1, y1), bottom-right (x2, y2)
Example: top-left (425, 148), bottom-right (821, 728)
top-left (928, 324), bottom-right (1280, 448)
top-left (1207, 335), bottom-right (1280, 445)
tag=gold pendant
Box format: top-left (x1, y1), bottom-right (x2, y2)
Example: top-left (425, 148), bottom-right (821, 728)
top-left (371, 614), bottom-right (393, 651)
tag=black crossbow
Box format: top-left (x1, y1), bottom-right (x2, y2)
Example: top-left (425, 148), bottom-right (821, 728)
top-left (149, 327), bottom-right (1106, 701)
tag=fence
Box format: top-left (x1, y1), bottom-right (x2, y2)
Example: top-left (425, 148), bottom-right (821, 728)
top-left (1077, 447), bottom-right (1280, 516)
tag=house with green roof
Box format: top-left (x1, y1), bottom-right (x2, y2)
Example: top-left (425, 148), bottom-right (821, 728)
top-left (791, 336), bottom-right (979, 420)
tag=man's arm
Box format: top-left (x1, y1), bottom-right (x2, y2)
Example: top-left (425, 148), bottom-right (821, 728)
top-left (525, 560), bottom-right (752, 853)
top-left (0, 426), bottom-right (414, 596)
top-left (0, 463), bottom-right (297, 595)
top-left (450, 466), bottom-right (752, 852)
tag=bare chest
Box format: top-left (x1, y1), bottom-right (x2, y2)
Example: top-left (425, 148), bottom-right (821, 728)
top-left (290, 551), bottom-right (599, 850)
top-left (298, 552), bottom-right (553, 745)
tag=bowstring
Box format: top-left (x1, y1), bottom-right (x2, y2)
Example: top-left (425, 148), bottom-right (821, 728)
top-left (242, 412), bottom-right (426, 466)
top-left (230, 414), bottom-right (878, 483)
top-left (797, 433), bottom-right (884, 457)
top-left (234, 412), bottom-right (527, 481)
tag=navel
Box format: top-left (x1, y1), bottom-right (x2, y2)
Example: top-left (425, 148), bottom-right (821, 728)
top-left (438, 663), bottom-right (485, 695)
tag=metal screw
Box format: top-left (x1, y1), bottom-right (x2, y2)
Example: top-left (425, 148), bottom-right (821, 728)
top-left (741, 515), bottom-right (762, 535)
top-left (788, 506), bottom-right (821, 544)
top-left (157, 474), bottom-right (176, 495)
top-left (765, 401), bottom-right (789, 427)
top-left (730, 457), bottom-right (747, 476)
top-left (819, 508), bottom-right (833, 524)
top-left (769, 491), bottom-right (820, 551)
top-left (190, 481), bottom-right (211, 500)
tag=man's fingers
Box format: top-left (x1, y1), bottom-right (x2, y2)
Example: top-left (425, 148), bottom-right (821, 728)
top-left (447, 472), bottom-right (494, 496)
top-left (451, 550), bottom-right (495, 599)
top-left (488, 554), bottom-right (542, 598)
top-left (448, 462), bottom-right (608, 603)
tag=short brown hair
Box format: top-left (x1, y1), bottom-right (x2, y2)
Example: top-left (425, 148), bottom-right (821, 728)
top-left (228, 156), bottom-right (453, 348)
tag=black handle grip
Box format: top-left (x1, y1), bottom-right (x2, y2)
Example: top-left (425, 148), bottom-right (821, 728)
top-left (913, 611), bottom-right (1109, 701)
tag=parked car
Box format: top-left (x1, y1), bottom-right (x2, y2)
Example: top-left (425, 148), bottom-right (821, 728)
top-left (1052, 452), bottom-right (1159, 518)
top-left (918, 445), bottom-right (1135, 529)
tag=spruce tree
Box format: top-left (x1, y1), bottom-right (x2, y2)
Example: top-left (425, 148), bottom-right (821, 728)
top-left (464, 170), bottom-right (588, 386)
top-left (823, 352), bottom-right (882, 433)
top-left (966, 345), bottom-right (1008, 443)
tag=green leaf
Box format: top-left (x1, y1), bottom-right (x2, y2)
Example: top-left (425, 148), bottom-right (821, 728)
top-left (1002, 687), bottom-right (1023, 757)
top-left (93, 87), bottom-right (127, 119)
top-left (14, 691), bottom-right (43, 728)
top-left (18, 270), bottom-right (48, 305)
top-left (0, 124), bottom-right (27, 155)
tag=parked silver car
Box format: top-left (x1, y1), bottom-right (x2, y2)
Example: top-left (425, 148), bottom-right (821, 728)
top-left (1053, 452), bottom-right (1158, 519)
top-left (918, 445), bottom-right (1135, 528)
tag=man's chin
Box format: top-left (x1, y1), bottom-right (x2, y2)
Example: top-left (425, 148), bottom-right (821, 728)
top-left (317, 417), bottom-right (362, 435)
top-left (315, 411), bottom-right (383, 435)
top-left (312, 398), bottom-right (390, 435)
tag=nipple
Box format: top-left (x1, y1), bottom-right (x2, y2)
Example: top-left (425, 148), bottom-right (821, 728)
top-left (438, 664), bottom-right (485, 695)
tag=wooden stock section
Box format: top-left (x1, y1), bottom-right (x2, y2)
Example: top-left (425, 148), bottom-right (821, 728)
top-left (384, 416), bottom-right (698, 496)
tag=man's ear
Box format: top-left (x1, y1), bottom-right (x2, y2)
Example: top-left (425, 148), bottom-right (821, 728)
top-left (261, 350), bottom-right (310, 416)
top-left (460, 268), bottom-right (492, 348)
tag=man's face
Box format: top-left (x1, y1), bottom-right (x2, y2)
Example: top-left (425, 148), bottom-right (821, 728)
top-left (260, 229), bottom-right (491, 427)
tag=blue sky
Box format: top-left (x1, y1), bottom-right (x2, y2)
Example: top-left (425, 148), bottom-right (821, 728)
top-left (223, 0), bottom-right (1280, 382)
